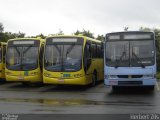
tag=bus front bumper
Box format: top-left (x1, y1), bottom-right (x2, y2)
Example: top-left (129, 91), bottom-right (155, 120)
top-left (43, 76), bottom-right (88, 85)
top-left (104, 78), bottom-right (156, 86)
top-left (6, 75), bottom-right (42, 83)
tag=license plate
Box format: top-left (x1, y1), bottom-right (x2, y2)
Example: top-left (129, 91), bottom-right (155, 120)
top-left (109, 80), bottom-right (118, 85)
top-left (58, 79), bottom-right (65, 82)
top-left (18, 76), bottom-right (24, 80)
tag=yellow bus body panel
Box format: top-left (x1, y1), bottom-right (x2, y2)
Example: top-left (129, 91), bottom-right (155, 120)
top-left (5, 68), bottom-right (42, 82)
top-left (0, 42), bottom-right (6, 80)
top-left (0, 63), bottom-right (5, 79)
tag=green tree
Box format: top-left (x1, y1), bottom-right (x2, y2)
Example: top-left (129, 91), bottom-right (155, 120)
top-left (0, 22), bottom-right (4, 33)
top-left (15, 31), bottom-right (25, 38)
top-left (35, 33), bottom-right (46, 39)
top-left (139, 27), bottom-right (151, 32)
top-left (74, 29), bottom-right (94, 38)
top-left (96, 34), bottom-right (105, 41)
top-left (0, 22), bottom-right (5, 41)
top-left (0, 31), bottom-right (25, 42)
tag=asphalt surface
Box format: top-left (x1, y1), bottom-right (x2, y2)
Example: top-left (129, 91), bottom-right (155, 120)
top-left (0, 81), bottom-right (160, 114)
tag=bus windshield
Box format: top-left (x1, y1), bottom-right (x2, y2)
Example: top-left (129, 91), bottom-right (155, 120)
top-left (44, 44), bottom-right (82, 72)
top-left (6, 46), bottom-right (39, 70)
top-left (106, 40), bottom-right (155, 67)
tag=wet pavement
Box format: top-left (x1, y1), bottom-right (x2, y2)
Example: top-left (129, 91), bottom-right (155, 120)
top-left (0, 81), bottom-right (160, 114)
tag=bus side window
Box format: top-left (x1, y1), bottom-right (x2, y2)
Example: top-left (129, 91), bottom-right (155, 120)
top-left (39, 44), bottom-right (44, 70)
top-left (84, 42), bottom-right (91, 73)
top-left (101, 42), bottom-right (104, 58)
top-left (3, 45), bottom-right (6, 63)
top-left (91, 43), bottom-right (97, 58)
top-left (95, 44), bottom-right (97, 58)
top-left (97, 45), bottom-right (100, 58)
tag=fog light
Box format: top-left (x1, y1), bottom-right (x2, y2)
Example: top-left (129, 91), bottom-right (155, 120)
top-left (30, 72), bottom-right (38, 76)
top-left (74, 74), bottom-right (82, 78)
top-left (6, 72), bottom-right (12, 75)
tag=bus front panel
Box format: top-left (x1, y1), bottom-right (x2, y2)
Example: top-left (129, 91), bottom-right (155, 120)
top-left (104, 32), bottom-right (156, 87)
top-left (43, 37), bottom-right (87, 85)
top-left (5, 39), bottom-right (43, 83)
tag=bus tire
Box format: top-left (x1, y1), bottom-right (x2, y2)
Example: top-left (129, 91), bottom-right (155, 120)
top-left (112, 86), bottom-right (120, 91)
top-left (91, 72), bottom-right (97, 86)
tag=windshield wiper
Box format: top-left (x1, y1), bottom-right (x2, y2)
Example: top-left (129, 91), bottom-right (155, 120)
top-left (23, 46), bottom-right (33, 54)
top-left (132, 52), bottom-right (145, 68)
top-left (66, 43), bottom-right (76, 58)
top-left (115, 51), bottom-right (126, 68)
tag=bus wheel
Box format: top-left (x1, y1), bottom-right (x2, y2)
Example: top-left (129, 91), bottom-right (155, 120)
top-left (91, 72), bottom-right (97, 86)
top-left (112, 86), bottom-right (120, 91)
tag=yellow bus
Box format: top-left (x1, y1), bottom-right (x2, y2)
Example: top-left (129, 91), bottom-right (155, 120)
top-left (0, 42), bottom-right (6, 81)
top-left (43, 35), bottom-right (104, 86)
top-left (5, 38), bottom-right (44, 85)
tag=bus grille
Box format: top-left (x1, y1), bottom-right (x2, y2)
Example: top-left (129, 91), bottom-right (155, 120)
top-left (117, 75), bottom-right (143, 78)
top-left (118, 81), bottom-right (142, 85)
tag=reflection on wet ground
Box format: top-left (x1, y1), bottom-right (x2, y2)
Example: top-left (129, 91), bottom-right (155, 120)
top-left (0, 96), bottom-right (155, 107)
top-left (0, 82), bottom-right (159, 114)
top-left (0, 82), bottom-right (100, 92)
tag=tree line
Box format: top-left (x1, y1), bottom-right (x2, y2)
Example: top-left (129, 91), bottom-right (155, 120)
top-left (1, 23), bottom-right (160, 43)
top-left (0, 23), bottom-right (104, 42)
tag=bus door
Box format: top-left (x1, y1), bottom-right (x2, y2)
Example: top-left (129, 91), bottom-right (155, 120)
top-left (84, 41), bottom-right (92, 76)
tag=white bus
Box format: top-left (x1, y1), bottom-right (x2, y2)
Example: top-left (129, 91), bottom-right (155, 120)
top-left (104, 31), bottom-right (156, 90)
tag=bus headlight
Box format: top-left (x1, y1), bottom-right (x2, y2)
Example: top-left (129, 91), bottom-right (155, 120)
top-left (74, 74), bottom-right (82, 78)
top-left (44, 73), bottom-right (51, 77)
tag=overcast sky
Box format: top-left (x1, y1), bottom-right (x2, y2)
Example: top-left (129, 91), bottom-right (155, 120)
top-left (0, 0), bottom-right (160, 37)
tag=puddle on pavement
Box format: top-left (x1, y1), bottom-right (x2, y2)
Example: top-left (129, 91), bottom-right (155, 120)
top-left (0, 98), bottom-right (154, 106)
